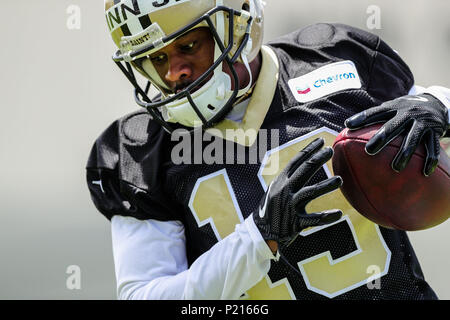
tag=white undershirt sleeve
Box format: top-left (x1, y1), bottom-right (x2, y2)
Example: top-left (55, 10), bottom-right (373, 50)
top-left (111, 214), bottom-right (275, 300)
top-left (409, 85), bottom-right (450, 123)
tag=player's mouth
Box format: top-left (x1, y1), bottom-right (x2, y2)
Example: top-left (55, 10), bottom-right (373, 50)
top-left (174, 82), bottom-right (195, 94)
top-left (173, 73), bottom-right (214, 95)
top-left (175, 86), bottom-right (191, 94)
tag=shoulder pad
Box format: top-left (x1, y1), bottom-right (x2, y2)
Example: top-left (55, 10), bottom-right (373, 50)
top-left (86, 110), bottom-right (182, 221)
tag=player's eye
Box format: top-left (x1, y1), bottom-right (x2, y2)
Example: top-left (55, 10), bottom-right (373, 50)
top-left (179, 41), bottom-right (197, 52)
top-left (150, 53), bottom-right (167, 65)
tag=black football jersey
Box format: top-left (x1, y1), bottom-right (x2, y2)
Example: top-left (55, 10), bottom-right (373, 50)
top-left (87, 23), bottom-right (438, 299)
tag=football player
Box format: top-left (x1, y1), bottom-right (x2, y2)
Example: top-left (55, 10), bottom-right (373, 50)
top-left (87, 0), bottom-right (450, 299)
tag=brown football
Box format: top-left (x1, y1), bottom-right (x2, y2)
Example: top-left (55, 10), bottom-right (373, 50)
top-left (332, 124), bottom-right (450, 231)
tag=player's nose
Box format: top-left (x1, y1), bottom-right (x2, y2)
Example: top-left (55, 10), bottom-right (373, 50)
top-left (165, 54), bottom-right (193, 83)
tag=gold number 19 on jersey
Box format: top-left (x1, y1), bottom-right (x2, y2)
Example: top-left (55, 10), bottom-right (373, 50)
top-left (189, 127), bottom-right (391, 299)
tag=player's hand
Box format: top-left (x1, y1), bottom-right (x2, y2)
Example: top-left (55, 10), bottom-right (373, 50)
top-left (345, 94), bottom-right (449, 176)
top-left (253, 138), bottom-right (343, 250)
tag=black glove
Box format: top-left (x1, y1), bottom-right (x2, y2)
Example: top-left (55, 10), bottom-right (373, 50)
top-left (345, 93), bottom-right (449, 176)
top-left (253, 138), bottom-right (343, 249)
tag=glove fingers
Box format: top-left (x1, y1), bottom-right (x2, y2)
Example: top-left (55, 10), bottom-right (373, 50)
top-left (423, 130), bottom-right (440, 177)
top-left (345, 106), bottom-right (396, 130)
top-left (391, 121), bottom-right (424, 172)
top-left (296, 209), bottom-right (343, 230)
top-left (286, 138), bottom-right (324, 178)
top-left (289, 147), bottom-right (334, 190)
top-left (293, 176), bottom-right (343, 207)
top-left (365, 118), bottom-right (414, 155)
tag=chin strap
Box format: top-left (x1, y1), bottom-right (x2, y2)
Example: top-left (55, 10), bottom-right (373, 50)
top-left (214, 0), bottom-right (253, 101)
top-left (236, 38), bottom-right (253, 98)
top-left (214, 0), bottom-right (226, 100)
